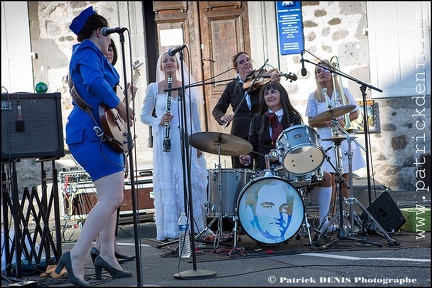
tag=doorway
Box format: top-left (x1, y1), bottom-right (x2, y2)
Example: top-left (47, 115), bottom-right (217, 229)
top-left (149, 1), bottom-right (250, 132)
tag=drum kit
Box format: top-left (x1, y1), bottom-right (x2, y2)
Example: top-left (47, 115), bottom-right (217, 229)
top-left (189, 104), bottom-right (383, 250)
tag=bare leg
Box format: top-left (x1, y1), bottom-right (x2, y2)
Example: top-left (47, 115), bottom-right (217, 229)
top-left (95, 207), bottom-right (126, 255)
top-left (69, 171), bottom-right (125, 277)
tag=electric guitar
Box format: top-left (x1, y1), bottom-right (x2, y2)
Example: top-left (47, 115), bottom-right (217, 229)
top-left (99, 60), bottom-right (143, 153)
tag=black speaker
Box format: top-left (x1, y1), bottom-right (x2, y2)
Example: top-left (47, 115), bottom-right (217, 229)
top-left (1, 92), bottom-right (65, 161)
top-left (353, 190), bottom-right (383, 215)
top-left (361, 191), bottom-right (406, 233)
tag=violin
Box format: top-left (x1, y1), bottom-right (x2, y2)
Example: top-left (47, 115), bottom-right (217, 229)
top-left (243, 68), bottom-right (298, 91)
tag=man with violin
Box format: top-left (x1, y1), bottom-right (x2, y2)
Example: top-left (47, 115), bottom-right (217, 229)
top-left (212, 52), bottom-right (280, 169)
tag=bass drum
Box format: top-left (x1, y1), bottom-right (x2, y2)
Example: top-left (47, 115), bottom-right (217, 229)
top-left (237, 176), bottom-right (304, 245)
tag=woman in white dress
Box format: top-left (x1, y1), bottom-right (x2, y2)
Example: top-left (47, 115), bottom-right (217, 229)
top-left (140, 51), bottom-right (208, 241)
top-left (305, 59), bottom-right (366, 207)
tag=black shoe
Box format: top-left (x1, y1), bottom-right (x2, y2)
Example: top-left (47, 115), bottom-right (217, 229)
top-left (94, 255), bottom-right (133, 280)
top-left (90, 247), bottom-right (99, 264)
top-left (91, 247), bottom-right (132, 263)
top-left (115, 252), bottom-right (136, 261)
top-left (55, 251), bottom-right (91, 287)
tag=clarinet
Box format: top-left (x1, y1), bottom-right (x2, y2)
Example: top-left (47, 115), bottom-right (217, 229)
top-left (163, 75), bottom-right (172, 152)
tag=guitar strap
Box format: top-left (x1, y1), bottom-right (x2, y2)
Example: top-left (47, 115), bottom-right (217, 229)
top-left (67, 74), bottom-right (99, 124)
top-left (68, 75), bottom-right (127, 156)
top-left (67, 74), bottom-right (113, 142)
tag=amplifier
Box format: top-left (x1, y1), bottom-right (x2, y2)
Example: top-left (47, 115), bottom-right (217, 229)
top-left (1, 92), bottom-right (64, 161)
top-left (58, 168), bottom-right (154, 220)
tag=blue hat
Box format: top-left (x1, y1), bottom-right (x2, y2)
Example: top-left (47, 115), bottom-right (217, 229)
top-left (69, 6), bottom-right (96, 35)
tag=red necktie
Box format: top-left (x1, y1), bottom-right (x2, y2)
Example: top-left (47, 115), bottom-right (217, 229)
top-left (265, 112), bottom-right (283, 147)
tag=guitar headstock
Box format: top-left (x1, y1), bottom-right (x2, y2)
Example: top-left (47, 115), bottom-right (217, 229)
top-left (132, 60), bottom-right (144, 71)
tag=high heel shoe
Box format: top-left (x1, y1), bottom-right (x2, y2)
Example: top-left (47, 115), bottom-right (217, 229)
top-left (90, 247), bottom-right (134, 263)
top-left (90, 247), bottom-right (99, 264)
top-left (55, 251), bottom-right (91, 287)
top-left (115, 252), bottom-right (136, 261)
top-left (94, 255), bottom-right (133, 280)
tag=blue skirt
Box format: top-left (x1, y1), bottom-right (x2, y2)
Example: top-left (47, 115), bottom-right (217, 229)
top-left (68, 136), bottom-right (125, 181)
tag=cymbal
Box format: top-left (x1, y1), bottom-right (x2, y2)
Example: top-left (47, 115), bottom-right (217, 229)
top-left (189, 132), bottom-right (253, 156)
top-left (309, 105), bottom-right (356, 126)
top-left (321, 135), bottom-right (348, 142)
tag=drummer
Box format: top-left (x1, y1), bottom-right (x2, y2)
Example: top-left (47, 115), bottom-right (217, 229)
top-left (305, 60), bottom-right (366, 208)
top-left (239, 81), bottom-right (333, 227)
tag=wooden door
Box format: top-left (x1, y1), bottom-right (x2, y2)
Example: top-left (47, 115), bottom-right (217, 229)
top-left (151, 1), bottom-right (250, 132)
top-left (199, 1), bottom-right (250, 132)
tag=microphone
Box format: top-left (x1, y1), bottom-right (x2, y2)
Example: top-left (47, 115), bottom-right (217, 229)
top-left (300, 50), bottom-right (307, 76)
top-left (168, 45), bottom-right (187, 56)
top-left (101, 27), bottom-right (127, 36)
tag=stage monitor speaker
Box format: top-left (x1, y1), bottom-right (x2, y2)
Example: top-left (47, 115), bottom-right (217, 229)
top-left (360, 191), bottom-right (406, 233)
top-left (353, 190), bottom-right (383, 215)
top-left (1, 92), bottom-right (65, 161)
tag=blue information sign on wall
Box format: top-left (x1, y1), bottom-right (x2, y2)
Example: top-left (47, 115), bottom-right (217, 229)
top-left (276, 1), bottom-right (304, 55)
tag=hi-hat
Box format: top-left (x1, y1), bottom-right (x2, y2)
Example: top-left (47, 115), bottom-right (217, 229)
top-left (309, 105), bottom-right (356, 126)
top-left (322, 135), bottom-right (347, 142)
top-left (322, 135), bottom-right (357, 142)
top-left (189, 132), bottom-right (252, 156)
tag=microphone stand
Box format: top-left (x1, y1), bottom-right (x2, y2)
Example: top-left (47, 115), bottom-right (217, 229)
top-left (173, 50), bottom-right (216, 279)
top-left (118, 32), bottom-right (144, 286)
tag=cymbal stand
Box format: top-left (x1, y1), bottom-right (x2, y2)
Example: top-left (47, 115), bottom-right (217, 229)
top-left (212, 141), bottom-right (224, 250)
top-left (315, 121), bottom-right (369, 246)
top-left (210, 139), bottom-right (240, 251)
top-left (316, 121), bottom-right (395, 247)
top-left (334, 122), bottom-right (399, 245)
top-left (315, 136), bottom-right (352, 243)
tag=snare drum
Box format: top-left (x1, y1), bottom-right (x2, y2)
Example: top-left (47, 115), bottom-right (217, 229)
top-left (237, 175), bottom-right (304, 245)
top-left (274, 166), bottom-right (324, 188)
top-left (207, 169), bottom-right (255, 218)
top-left (276, 125), bottom-right (324, 174)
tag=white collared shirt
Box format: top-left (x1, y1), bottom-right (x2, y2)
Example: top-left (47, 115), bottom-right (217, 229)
top-left (239, 76), bottom-right (251, 110)
top-left (268, 108), bottom-right (284, 138)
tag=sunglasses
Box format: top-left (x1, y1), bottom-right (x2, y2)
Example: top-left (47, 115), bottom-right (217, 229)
top-left (316, 67), bottom-right (330, 74)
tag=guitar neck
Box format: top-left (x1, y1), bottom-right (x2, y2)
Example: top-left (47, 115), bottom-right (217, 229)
top-left (119, 68), bottom-right (141, 104)
top-left (131, 69), bottom-right (140, 85)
